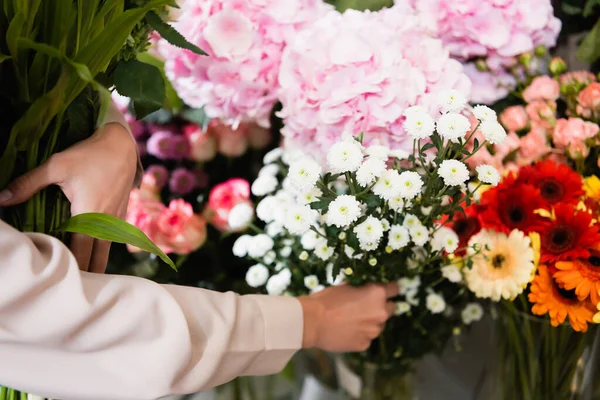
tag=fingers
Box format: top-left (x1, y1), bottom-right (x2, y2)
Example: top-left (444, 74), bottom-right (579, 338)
top-left (386, 301), bottom-right (396, 317)
top-left (384, 281), bottom-right (399, 298)
top-left (0, 156), bottom-right (63, 206)
top-left (89, 240), bottom-right (112, 274)
top-left (70, 233), bottom-right (95, 272)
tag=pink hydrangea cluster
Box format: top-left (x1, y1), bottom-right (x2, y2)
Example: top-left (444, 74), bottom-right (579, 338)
top-left (408, 0), bottom-right (561, 104)
top-left (158, 0), bottom-right (332, 129)
top-left (277, 5), bottom-right (471, 162)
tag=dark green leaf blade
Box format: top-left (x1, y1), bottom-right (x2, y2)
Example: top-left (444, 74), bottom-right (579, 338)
top-left (145, 11), bottom-right (207, 56)
top-left (113, 60), bottom-right (165, 118)
top-left (577, 18), bottom-right (600, 63)
top-left (57, 213), bottom-right (176, 270)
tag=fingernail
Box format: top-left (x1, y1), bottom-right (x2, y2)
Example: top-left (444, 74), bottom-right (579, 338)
top-left (0, 190), bottom-right (13, 204)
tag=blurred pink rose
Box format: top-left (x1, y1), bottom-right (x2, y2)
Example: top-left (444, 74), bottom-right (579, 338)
top-left (126, 189), bottom-right (165, 253)
top-left (525, 101), bottom-right (556, 129)
top-left (500, 105), bottom-right (529, 132)
top-left (184, 124), bottom-right (217, 162)
top-left (553, 117), bottom-right (600, 158)
top-left (157, 199), bottom-right (207, 254)
top-left (576, 82), bottom-right (600, 118)
top-left (518, 129), bottom-right (550, 165)
top-left (559, 71), bottom-right (596, 86)
top-left (210, 121), bottom-right (249, 157)
top-left (205, 178), bottom-right (253, 232)
top-left (522, 76), bottom-right (560, 103)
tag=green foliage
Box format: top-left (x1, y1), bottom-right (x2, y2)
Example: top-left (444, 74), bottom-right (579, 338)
top-left (113, 59), bottom-right (165, 118)
top-left (145, 11), bottom-right (207, 55)
top-left (58, 213), bottom-right (176, 270)
top-left (577, 17), bottom-right (600, 62)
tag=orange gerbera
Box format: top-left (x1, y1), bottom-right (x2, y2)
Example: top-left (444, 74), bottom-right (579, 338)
top-left (529, 265), bottom-right (596, 332)
top-left (554, 251), bottom-right (600, 305)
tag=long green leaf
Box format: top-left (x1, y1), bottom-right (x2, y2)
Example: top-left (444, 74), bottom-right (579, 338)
top-left (577, 18), bottom-right (600, 63)
top-left (57, 213), bottom-right (177, 270)
top-left (145, 11), bottom-right (207, 56)
top-left (6, 11), bottom-right (24, 58)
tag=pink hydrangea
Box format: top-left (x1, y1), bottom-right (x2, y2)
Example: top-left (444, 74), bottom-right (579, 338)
top-left (277, 6), bottom-right (471, 162)
top-left (158, 0), bottom-right (332, 129)
top-left (408, 0), bottom-right (561, 104)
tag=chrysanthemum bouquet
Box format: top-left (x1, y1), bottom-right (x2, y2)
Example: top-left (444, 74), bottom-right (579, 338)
top-left (452, 158), bottom-right (600, 399)
top-left (234, 90), bottom-right (507, 398)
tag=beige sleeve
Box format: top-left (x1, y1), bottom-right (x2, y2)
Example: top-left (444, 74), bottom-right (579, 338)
top-left (0, 220), bottom-right (302, 400)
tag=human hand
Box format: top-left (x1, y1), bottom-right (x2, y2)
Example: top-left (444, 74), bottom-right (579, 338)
top-left (0, 122), bottom-right (138, 273)
top-left (298, 282), bottom-right (398, 352)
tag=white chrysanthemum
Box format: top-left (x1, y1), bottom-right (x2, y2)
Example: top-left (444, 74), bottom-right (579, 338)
top-left (304, 275), bottom-right (320, 291)
top-left (360, 241), bottom-right (379, 251)
top-left (410, 225), bottom-right (430, 246)
top-left (256, 197), bottom-right (277, 223)
top-left (395, 302), bottom-right (411, 316)
top-left (441, 264), bottom-right (463, 283)
top-left (288, 157), bottom-right (322, 192)
top-left (300, 229), bottom-right (320, 250)
top-left (465, 229), bottom-right (535, 301)
top-left (265, 222), bottom-right (284, 237)
top-left (373, 169), bottom-right (402, 200)
top-left (326, 263), bottom-right (345, 285)
top-left (228, 203), bottom-right (254, 230)
top-left (247, 234), bottom-right (275, 258)
top-left (380, 219), bottom-right (390, 231)
top-left (365, 145), bottom-right (390, 160)
top-left (398, 276), bottom-right (421, 295)
top-left (326, 195), bottom-right (362, 228)
top-left (282, 149), bottom-right (307, 165)
top-left (397, 171), bottom-right (423, 199)
top-left (462, 303), bottom-right (484, 325)
top-left (402, 214), bottom-right (421, 229)
top-left (438, 89), bottom-right (468, 113)
top-left (432, 227), bottom-right (460, 254)
top-left (406, 289), bottom-right (419, 306)
top-left (426, 293), bottom-right (446, 314)
top-left (280, 246), bottom-right (292, 257)
top-left (476, 165), bottom-right (501, 186)
top-left (263, 148), bottom-right (284, 164)
top-left (479, 119), bottom-right (507, 145)
top-left (232, 235), bottom-right (252, 257)
top-left (388, 225), bottom-right (410, 250)
top-left (437, 112), bottom-right (471, 142)
top-left (297, 187), bottom-right (322, 205)
top-left (266, 269), bottom-right (291, 295)
top-left (263, 250), bottom-right (276, 265)
top-left (314, 238), bottom-right (334, 261)
top-left (404, 107), bottom-right (436, 139)
top-left (344, 245), bottom-right (363, 260)
top-left (354, 216), bottom-right (385, 245)
top-left (251, 174), bottom-right (278, 196)
top-left (284, 205), bottom-right (316, 235)
top-left (356, 158), bottom-right (387, 187)
top-left (272, 190), bottom-right (296, 224)
top-left (312, 285), bottom-right (325, 293)
top-left (390, 149), bottom-right (410, 160)
top-left (438, 160), bottom-right (470, 186)
top-left (327, 140), bottom-right (364, 173)
top-left (472, 105), bottom-right (496, 122)
top-left (259, 164), bottom-right (280, 177)
top-left (388, 196), bottom-right (405, 212)
top-left (246, 264), bottom-right (269, 288)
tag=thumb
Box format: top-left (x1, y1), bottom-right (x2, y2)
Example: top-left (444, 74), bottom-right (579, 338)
top-left (0, 159), bottom-right (58, 206)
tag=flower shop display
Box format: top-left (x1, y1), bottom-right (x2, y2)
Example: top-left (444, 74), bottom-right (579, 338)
top-left (277, 4), bottom-right (471, 164)
top-left (406, 0), bottom-right (561, 104)
top-left (234, 90), bottom-right (507, 399)
top-left (451, 160), bottom-right (600, 399)
top-left (157, 0), bottom-right (333, 129)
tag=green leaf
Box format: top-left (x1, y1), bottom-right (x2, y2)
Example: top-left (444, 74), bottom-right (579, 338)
top-left (583, 0), bottom-right (600, 16)
top-left (310, 199), bottom-right (333, 211)
top-left (6, 11), bottom-right (25, 58)
top-left (577, 18), bottom-right (600, 63)
top-left (562, 3), bottom-right (582, 14)
top-left (363, 195), bottom-right (382, 208)
top-left (145, 11), bottom-right (207, 56)
top-left (420, 143), bottom-right (435, 152)
top-left (181, 107), bottom-right (211, 131)
top-left (57, 213), bottom-right (177, 270)
top-left (113, 59), bottom-right (165, 118)
top-left (0, 52), bottom-right (11, 63)
top-left (137, 51), bottom-right (183, 112)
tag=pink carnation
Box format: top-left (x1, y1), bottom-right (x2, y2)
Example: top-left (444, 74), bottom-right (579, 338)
top-left (277, 6), bottom-right (471, 162)
top-left (157, 199), bottom-right (207, 254)
top-left (522, 76), bottom-right (560, 103)
top-left (126, 189), bottom-right (165, 252)
top-left (500, 105), bottom-right (529, 132)
top-left (409, 0), bottom-right (561, 104)
top-left (158, 0), bottom-right (332, 129)
top-left (553, 117), bottom-right (600, 158)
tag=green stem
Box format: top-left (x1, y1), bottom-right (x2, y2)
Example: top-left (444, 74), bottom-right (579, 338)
top-left (345, 172), bottom-right (356, 195)
top-left (0, 386), bottom-right (7, 400)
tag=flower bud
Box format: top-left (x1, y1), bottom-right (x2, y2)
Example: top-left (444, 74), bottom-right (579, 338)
top-left (534, 45), bottom-right (547, 58)
top-left (475, 58), bottom-right (488, 72)
top-left (549, 57), bottom-right (567, 76)
top-left (519, 52), bottom-right (533, 68)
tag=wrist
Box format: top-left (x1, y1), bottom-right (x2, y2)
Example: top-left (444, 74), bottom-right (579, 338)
top-left (298, 296), bottom-right (324, 349)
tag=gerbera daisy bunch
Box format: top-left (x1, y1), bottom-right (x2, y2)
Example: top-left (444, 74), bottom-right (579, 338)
top-left (456, 159), bottom-right (600, 399)
top-left (233, 91), bottom-right (504, 374)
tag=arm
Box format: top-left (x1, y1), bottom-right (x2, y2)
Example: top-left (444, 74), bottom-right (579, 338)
top-left (0, 220), bottom-right (302, 400)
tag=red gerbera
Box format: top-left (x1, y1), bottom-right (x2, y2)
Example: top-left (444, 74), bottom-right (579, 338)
top-left (443, 204), bottom-right (482, 255)
top-left (478, 174), bottom-right (546, 234)
top-left (539, 203), bottom-right (600, 264)
top-left (517, 160), bottom-right (584, 207)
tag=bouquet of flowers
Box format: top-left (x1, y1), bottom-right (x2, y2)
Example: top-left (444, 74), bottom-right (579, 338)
top-left (234, 90), bottom-right (508, 399)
